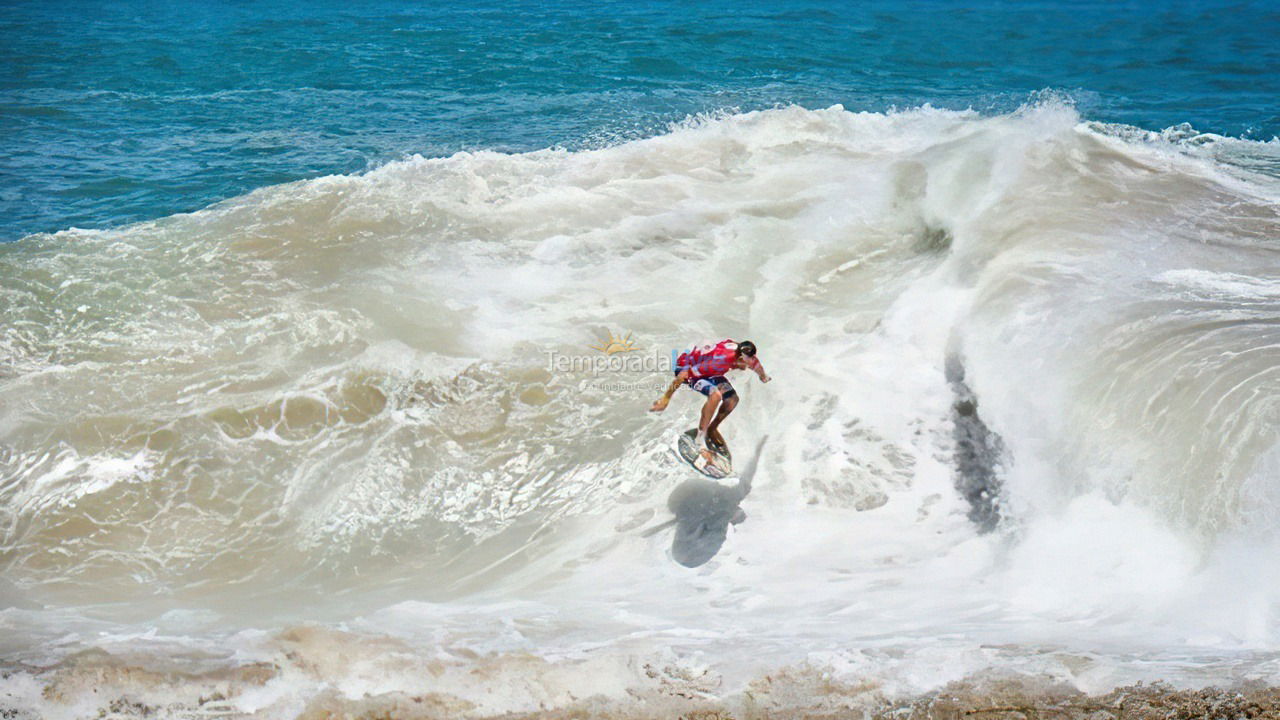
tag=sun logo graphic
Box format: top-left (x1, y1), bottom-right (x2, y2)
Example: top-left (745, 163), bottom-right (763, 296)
top-left (590, 330), bottom-right (637, 355)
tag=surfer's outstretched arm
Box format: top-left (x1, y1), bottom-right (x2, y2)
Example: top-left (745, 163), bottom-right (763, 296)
top-left (749, 357), bottom-right (771, 383)
top-left (650, 369), bottom-right (691, 412)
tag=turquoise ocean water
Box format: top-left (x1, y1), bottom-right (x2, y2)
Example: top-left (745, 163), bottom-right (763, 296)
top-left (2, 0), bottom-right (1277, 239)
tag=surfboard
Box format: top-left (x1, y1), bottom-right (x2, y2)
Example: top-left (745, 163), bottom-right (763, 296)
top-left (676, 428), bottom-right (732, 479)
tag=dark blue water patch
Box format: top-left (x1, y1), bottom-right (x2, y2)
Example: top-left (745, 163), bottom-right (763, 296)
top-left (1, 0), bottom-right (1278, 240)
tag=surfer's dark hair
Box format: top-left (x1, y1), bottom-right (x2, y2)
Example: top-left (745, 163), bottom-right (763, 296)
top-left (737, 340), bottom-right (757, 357)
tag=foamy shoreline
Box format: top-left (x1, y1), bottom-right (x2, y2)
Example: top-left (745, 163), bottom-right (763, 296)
top-left (5, 625), bottom-right (1279, 720)
top-left (6, 652), bottom-right (1280, 719)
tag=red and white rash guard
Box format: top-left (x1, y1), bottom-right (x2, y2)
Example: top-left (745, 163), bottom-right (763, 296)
top-left (676, 339), bottom-right (761, 378)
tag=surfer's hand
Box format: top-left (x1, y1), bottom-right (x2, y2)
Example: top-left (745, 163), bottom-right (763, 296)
top-left (649, 398), bottom-right (668, 412)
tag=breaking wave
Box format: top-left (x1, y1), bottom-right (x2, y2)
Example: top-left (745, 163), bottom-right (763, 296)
top-left (2, 100), bottom-right (1278, 716)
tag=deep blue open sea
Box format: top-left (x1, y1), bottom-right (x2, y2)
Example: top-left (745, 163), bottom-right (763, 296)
top-left (2, 0), bottom-right (1277, 240)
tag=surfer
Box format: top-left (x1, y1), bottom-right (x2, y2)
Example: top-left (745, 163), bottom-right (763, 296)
top-left (649, 339), bottom-right (770, 461)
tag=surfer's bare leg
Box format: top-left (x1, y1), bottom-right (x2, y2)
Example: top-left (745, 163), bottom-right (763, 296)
top-left (698, 389), bottom-right (722, 435)
top-left (696, 390), bottom-right (723, 462)
top-left (706, 395), bottom-right (737, 449)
